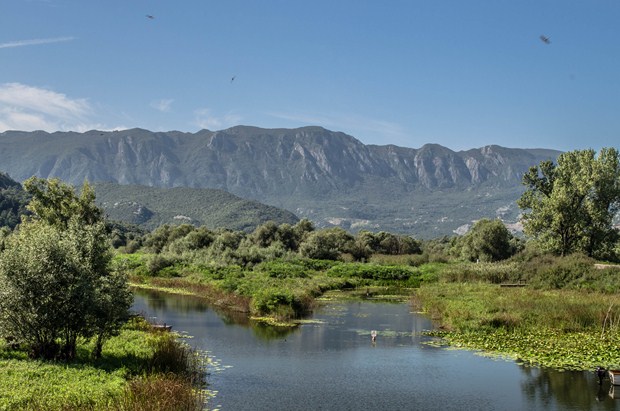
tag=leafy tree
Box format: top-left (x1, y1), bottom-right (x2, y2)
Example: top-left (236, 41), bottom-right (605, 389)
top-left (518, 148), bottom-right (620, 258)
top-left (142, 223), bottom-right (195, 253)
top-left (250, 221), bottom-right (279, 247)
top-left (166, 226), bottom-right (215, 254)
top-left (299, 227), bottom-right (353, 260)
top-left (105, 220), bottom-right (145, 250)
top-left (0, 178), bottom-right (30, 229)
top-left (349, 231), bottom-right (375, 261)
top-left (351, 230), bottom-right (421, 258)
top-left (456, 219), bottom-right (516, 262)
top-left (24, 177), bottom-right (102, 227)
top-left (0, 177), bottom-right (131, 359)
top-left (293, 218), bottom-right (315, 242)
top-left (275, 223), bottom-right (299, 251)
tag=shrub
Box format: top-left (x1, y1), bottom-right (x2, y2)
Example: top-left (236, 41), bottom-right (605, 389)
top-left (253, 260), bottom-right (309, 279)
top-left (250, 288), bottom-right (312, 319)
top-left (326, 263), bottom-right (415, 284)
top-left (521, 253), bottom-right (597, 290)
top-left (146, 254), bottom-right (178, 276)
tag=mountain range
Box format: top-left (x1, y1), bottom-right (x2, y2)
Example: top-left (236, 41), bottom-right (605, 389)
top-left (0, 126), bottom-right (561, 238)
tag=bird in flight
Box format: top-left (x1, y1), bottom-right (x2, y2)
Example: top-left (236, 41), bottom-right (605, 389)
top-left (231, 76), bottom-right (236, 83)
top-left (146, 15), bottom-right (155, 20)
top-left (539, 35), bottom-right (551, 44)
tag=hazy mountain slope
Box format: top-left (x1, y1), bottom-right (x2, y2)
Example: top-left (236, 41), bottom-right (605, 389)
top-left (0, 126), bottom-right (561, 237)
top-left (93, 183), bottom-right (299, 232)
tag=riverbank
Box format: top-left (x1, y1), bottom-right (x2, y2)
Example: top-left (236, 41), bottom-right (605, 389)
top-left (128, 254), bottom-right (620, 371)
top-left (119, 254), bottom-right (434, 325)
top-left (0, 317), bottom-right (207, 410)
top-left (415, 282), bottom-right (620, 371)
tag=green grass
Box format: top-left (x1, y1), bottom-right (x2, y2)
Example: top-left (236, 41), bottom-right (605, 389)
top-left (416, 282), bottom-right (620, 370)
top-left (0, 318), bottom-right (206, 410)
top-left (0, 360), bottom-right (126, 410)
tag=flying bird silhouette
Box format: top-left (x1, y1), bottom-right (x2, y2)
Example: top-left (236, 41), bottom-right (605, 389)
top-left (231, 76), bottom-right (236, 83)
top-left (539, 35), bottom-right (551, 44)
top-left (146, 15), bottom-right (155, 20)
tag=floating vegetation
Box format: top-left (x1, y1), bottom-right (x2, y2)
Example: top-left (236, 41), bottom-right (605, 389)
top-left (296, 319), bottom-right (327, 325)
top-left (250, 316), bottom-right (299, 327)
top-left (424, 328), bottom-right (620, 371)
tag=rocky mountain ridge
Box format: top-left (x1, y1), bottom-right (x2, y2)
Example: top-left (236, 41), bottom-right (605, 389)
top-left (0, 126), bottom-right (561, 237)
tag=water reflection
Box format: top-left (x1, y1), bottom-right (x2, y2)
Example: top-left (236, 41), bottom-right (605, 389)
top-left (520, 365), bottom-right (618, 409)
top-left (132, 289), bottom-right (620, 411)
top-left (132, 288), bottom-right (298, 339)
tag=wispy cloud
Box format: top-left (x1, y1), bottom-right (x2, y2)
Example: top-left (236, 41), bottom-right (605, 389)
top-left (268, 110), bottom-right (409, 144)
top-left (0, 83), bottom-right (101, 132)
top-left (150, 99), bottom-right (174, 113)
top-left (0, 36), bottom-right (75, 49)
top-left (193, 108), bottom-right (241, 130)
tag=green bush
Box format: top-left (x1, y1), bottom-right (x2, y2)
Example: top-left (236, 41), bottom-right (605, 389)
top-left (253, 260), bottom-right (309, 279)
top-left (521, 253), bottom-right (599, 290)
top-left (251, 288), bottom-right (294, 315)
top-left (146, 254), bottom-right (178, 276)
top-left (326, 263), bottom-right (415, 283)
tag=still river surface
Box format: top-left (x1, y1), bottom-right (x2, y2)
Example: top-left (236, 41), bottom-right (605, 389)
top-left (133, 289), bottom-right (620, 411)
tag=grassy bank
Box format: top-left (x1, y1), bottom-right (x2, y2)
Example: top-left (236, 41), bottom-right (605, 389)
top-left (415, 282), bottom-right (620, 370)
top-left (120, 253), bottom-right (437, 324)
top-left (120, 250), bottom-right (620, 370)
top-left (0, 317), bottom-right (207, 410)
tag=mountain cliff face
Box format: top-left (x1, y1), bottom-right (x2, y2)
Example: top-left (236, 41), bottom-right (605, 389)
top-left (0, 126), bottom-right (560, 237)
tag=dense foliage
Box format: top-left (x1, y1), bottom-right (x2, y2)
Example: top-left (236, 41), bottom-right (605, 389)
top-left (0, 172), bottom-right (29, 230)
top-left (518, 148), bottom-right (620, 260)
top-left (0, 178), bottom-right (132, 360)
top-left (452, 218), bottom-right (521, 262)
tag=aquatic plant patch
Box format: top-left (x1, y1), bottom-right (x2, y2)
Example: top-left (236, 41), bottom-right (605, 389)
top-left (417, 282), bottom-right (620, 370)
top-left (428, 328), bottom-right (620, 371)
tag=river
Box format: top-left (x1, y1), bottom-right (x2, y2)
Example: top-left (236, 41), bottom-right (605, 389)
top-left (132, 289), bottom-right (619, 411)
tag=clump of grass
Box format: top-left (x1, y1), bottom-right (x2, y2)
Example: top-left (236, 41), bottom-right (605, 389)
top-left (438, 261), bottom-right (521, 284)
top-left (149, 333), bottom-right (206, 384)
top-left (117, 373), bottom-right (205, 411)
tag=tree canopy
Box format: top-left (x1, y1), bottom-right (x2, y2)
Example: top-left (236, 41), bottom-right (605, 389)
top-left (518, 148), bottom-right (620, 259)
top-left (455, 219), bottom-right (518, 262)
top-left (0, 178), bottom-right (132, 359)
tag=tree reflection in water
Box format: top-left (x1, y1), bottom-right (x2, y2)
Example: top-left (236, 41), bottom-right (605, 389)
top-left (519, 364), bottom-right (618, 409)
top-left (132, 288), bottom-right (298, 340)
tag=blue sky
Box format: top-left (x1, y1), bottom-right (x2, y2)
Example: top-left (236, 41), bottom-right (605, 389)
top-left (1, 0), bottom-right (619, 152)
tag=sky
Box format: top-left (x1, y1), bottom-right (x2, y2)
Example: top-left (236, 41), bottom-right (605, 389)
top-left (1, 0), bottom-right (619, 152)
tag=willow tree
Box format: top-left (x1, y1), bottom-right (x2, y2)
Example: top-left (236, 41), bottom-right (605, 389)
top-left (457, 218), bottom-right (517, 262)
top-left (0, 178), bottom-right (132, 359)
top-left (517, 148), bottom-right (620, 259)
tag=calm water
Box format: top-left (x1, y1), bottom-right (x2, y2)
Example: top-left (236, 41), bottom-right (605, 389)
top-left (132, 290), bottom-right (620, 411)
